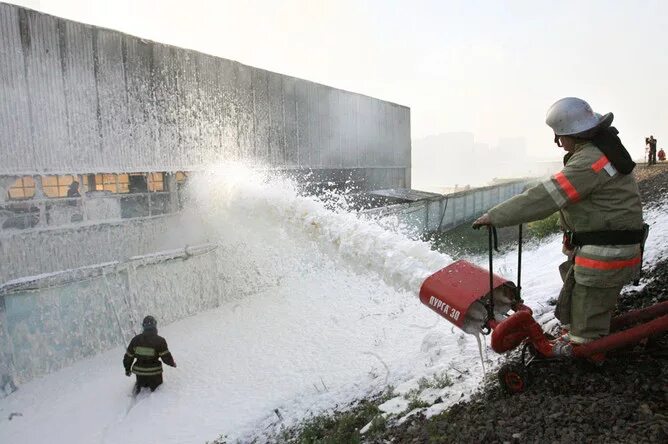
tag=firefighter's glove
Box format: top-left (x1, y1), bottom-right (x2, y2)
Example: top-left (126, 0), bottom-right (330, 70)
top-left (125, 370), bottom-right (131, 377)
top-left (472, 213), bottom-right (492, 230)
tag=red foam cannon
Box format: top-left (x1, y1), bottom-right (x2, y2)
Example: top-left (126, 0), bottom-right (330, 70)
top-left (423, 226), bottom-right (668, 395)
top-left (419, 259), bottom-right (523, 331)
top-left (419, 260), bottom-right (668, 360)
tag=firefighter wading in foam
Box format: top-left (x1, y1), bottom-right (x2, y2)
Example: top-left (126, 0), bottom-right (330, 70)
top-left (473, 97), bottom-right (645, 345)
top-left (123, 316), bottom-right (177, 393)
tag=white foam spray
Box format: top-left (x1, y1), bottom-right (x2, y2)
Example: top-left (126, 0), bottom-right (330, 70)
top-left (187, 163), bottom-right (452, 295)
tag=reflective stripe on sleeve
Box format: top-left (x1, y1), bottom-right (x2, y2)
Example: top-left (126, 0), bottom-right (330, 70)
top-left (603, 163), bottom-right (618, 177)
top-left (541, 178), bottom-right (567, 207)
top-left (125, 352), bottom-right (134, 358)
top-left (574, 255), bottom-right (641, 270)
top-left (553, 172), bottom-right (580, 203)
top-left (159, 350), bottom-right (170, 356)
top-left (591, 155), bottom-right (609, 172)
top-left (591, 155), bottom-right (618, 177)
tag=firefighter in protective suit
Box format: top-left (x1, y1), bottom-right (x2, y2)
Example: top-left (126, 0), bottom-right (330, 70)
top-left (123, 316), bottom-right (176, 394)
top-left (473, 97), bottom-right (645, 345)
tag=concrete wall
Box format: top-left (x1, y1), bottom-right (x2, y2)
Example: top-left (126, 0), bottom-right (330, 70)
top-left (0, 3), bottom-right (411, 189)
top-left (0, 244), bottom-right (232, 384)
top-left (363, 180), bottom-right (536, 233)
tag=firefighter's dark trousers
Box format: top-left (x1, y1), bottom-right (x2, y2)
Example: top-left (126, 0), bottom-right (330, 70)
top-left (134, 374), bottom-right (163, 394)
top-left (556, 260), bottom-right (622, 343)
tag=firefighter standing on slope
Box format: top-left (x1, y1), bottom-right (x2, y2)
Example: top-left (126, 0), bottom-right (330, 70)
top-left (473, 97), bottom-right (645, 346)
top-left (123, 315), bottom-right (177, 394)
top-left (647, 135), bottom-right (657, 165)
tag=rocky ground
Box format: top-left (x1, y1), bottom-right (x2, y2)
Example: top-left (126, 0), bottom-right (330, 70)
top-left (366, 164), bottom-right (668, 443)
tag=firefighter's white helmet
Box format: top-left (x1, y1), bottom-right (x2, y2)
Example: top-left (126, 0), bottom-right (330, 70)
top-left (545, 97), bottom-right (613, 136)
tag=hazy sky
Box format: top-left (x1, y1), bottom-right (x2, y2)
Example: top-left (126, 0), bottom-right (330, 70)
top-left (9, 0), bottom-right (668, 160)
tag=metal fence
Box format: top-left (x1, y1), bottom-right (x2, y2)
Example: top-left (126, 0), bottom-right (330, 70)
top-left (363, 180), bottom-right (537, 234)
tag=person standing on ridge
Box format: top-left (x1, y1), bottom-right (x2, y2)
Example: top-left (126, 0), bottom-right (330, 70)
top-left (123, 315), bottom-right (176, 394)
top-left (473, 97), bottom-right (645, 347)
top-left (646, 135), bottom-right (657, 165)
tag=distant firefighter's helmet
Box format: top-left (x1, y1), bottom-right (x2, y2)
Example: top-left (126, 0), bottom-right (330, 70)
top-left (546, 97), bottom-right (613, 136)
top-left (142, 315), bottom-right (158, 331)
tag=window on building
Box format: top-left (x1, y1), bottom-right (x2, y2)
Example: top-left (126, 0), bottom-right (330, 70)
top-left (148, 172), bottom-right (165, 192)
top-left (42, 175), bottom-right (75, 198)
top-left (175, 171), bottom-right (188, 184)
top-left (117, 174), bottom-right (130, 193)
top-left (7, 176), bottom-right (36, 200)
top-left (93, 174), bottom-right (118, 193)
top-left (127, 173), bottom-right (148, 193)
top-left (78, 173), bottom-right (169, 194)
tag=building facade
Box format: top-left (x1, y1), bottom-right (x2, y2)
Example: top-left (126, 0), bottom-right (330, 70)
top-left (0, 3), bottom-right (412, 385)
top-left (0, 2), bottom-right (411, 281)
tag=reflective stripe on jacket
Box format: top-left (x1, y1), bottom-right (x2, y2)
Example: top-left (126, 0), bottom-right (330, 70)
top-left (123, 331), bottom-right (176, 376)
